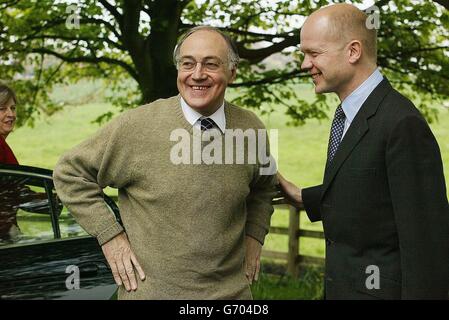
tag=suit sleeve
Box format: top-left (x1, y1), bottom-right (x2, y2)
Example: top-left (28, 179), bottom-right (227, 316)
top-left (53, 114), bottom-right (134, 246)
top-left (302, 185), bottom-right (323, 222)
top-left (386, 114), bottom-right (449, 299)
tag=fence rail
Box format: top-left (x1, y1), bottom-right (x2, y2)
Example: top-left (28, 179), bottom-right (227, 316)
top-left (262, 200), bottom-right (325, 278)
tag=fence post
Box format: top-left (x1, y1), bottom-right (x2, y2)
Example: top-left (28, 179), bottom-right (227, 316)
top-left (287, 206), bottom-right (300, 278)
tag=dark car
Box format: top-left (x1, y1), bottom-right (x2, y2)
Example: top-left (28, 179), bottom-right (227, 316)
top-left (0, 164), bottom-right (119, 300)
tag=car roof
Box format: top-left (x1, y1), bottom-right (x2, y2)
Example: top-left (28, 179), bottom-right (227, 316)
top-left (0, 164), bottom-right (53, 179)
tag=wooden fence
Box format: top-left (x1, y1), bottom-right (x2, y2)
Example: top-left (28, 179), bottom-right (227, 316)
top-left (261, 199), bottom-right (325, 278)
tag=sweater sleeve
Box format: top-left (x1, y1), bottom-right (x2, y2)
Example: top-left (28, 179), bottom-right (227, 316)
top-left (245, 172), bottom-right (278, 245)
top-left (53, 113), bottom-right (134, 245)
top-left (245, 115), bottom-right (278, 245)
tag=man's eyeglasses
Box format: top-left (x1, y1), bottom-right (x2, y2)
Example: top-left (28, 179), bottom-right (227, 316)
top-left (177, 57), bottom-right (226, 72)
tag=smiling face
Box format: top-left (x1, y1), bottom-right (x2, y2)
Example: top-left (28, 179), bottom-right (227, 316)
top-left (0, 98), bottom-right (17, 139)
top-left (176, 30), bottom-right (236, 116)
top-left (300, 15), bottom-right (354, 98)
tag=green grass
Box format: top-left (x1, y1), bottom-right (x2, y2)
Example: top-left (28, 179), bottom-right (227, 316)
top-left (251, 265), bottom-right (325, 300)
top-left (8, 102), bottom-right (118, 169)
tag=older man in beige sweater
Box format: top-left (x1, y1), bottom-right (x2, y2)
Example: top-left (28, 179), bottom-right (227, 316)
top-left (53, 26), bottom-right (278, 299)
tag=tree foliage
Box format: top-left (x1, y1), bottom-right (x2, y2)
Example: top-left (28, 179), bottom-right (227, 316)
top-left (0, 0), bottom-right (448, 127)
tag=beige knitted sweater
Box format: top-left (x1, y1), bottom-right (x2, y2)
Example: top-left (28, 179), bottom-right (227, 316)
top-left (53, 96), bottom-right (277, 299)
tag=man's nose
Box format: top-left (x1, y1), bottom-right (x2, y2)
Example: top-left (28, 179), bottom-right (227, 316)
top-left (301, 56), bottom-right (312, 71)
top-left (192, 63), bottom-right (207, 80)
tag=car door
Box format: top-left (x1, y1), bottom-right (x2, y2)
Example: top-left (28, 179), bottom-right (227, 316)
top-left (0, 164), bottom-right (119, 300)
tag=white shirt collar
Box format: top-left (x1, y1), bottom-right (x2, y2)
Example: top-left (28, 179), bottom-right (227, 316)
top-left (341, 68), bottom-right (384, 124)
top-left (180, 97), bottom-right (226, 133)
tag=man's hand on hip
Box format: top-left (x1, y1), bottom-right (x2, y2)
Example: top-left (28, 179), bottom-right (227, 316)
top-left (101, 232), bottom-right (146, 292)
top-left (245, 235), bottom-right (262, 285)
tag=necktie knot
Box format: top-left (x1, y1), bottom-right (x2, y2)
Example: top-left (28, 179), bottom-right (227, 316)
top-left (200, 117), bottom-right (216, 131)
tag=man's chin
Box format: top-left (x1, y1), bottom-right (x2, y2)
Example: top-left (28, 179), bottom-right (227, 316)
top-left (314, 84), bottom-right (330, 94)
top-left (314, 86), bottom-right (325, 94)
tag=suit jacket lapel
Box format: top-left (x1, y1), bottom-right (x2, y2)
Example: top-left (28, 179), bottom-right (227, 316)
top-left (320, 78), bottom-right (393, 200)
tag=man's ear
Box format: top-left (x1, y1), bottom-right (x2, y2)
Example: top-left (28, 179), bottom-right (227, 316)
top-left (228, 67), bottom-right (237, 83)
top-left (348, 40), bottom-right (362, 64)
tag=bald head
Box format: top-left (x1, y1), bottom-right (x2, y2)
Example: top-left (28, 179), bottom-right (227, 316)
top-left (304, 3), bottom-right (377, 62)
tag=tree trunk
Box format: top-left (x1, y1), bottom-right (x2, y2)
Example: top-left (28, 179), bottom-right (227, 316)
top-left (128, 0), bottom-right (182, 104)
top-left (134, 45), bottom-right (178, 104)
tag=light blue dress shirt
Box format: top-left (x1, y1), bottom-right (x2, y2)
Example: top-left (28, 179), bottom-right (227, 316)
top-left (341, 68), bottom-right (384, 137)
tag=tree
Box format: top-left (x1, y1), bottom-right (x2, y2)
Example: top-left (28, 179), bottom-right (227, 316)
top-left (0, 0), bottom-right (448, 126)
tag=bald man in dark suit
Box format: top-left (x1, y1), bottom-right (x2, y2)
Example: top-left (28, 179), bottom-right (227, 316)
top-left (279, 3), bottom-right (449, 299)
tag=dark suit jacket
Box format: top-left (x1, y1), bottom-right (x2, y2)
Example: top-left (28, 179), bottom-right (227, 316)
top-left (302, 78), bottom-right (449, 300)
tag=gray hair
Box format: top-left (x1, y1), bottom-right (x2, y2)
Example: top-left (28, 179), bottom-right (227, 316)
top-left (173, 26), bottom-right (240, 71)
top-left (0, 83), bottom-right (17, 108)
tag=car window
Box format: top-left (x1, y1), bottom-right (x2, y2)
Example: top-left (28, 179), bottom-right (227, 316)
top-left (56, 195), bottom-right (89, 239)
top-left (1, 167), bottom-right (120, 245)
top-left (0, 174), bottom-right (54, 245)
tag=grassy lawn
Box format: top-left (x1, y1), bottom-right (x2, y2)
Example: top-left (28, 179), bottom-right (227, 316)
top-left (6, 83), bottom-right (449, 298)
top-left (251, 264), bottom-right (325, 300)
